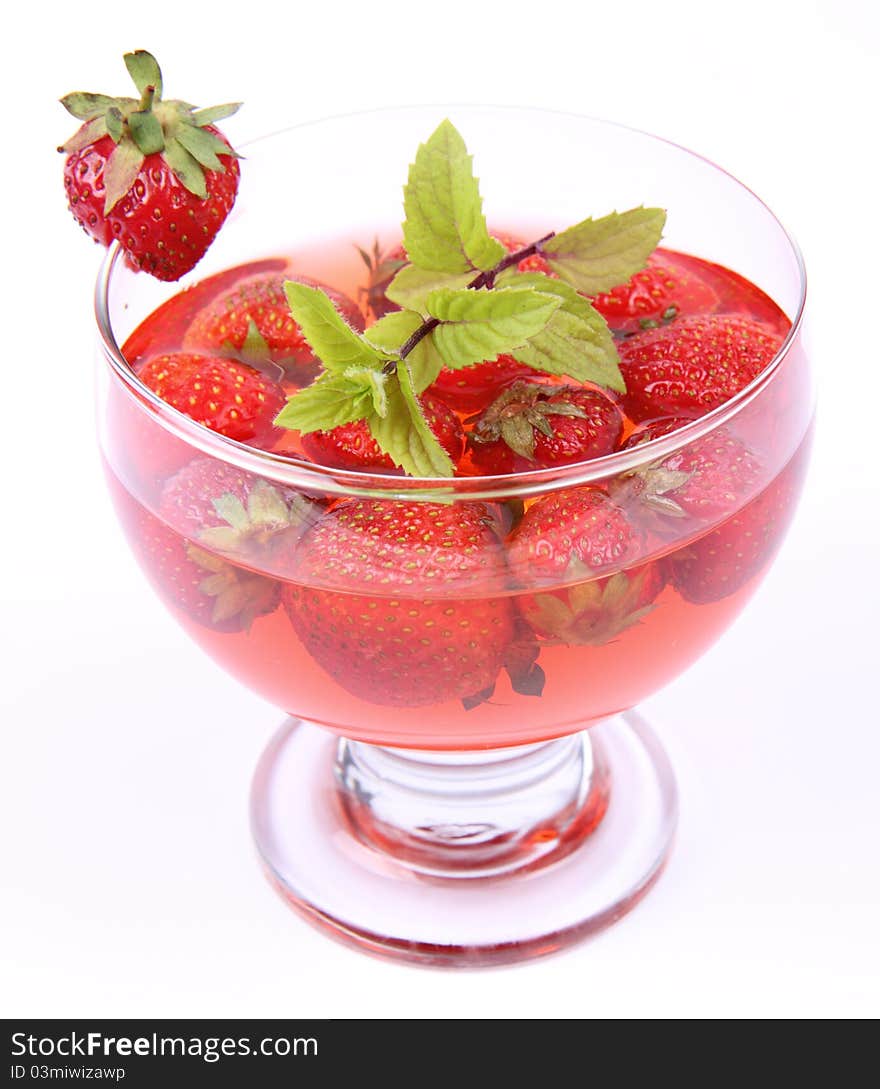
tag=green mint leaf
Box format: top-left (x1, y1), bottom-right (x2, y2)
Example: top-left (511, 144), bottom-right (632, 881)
top-left (365, 311), bottom-right (444, 393)
top-left (191, 102), bottom-right (242, 127)
top-left (502, 273), bottom-right (625, 392)
top-left (345, 366), bottom-right (389, 417)
top-left (284, 282), bottom-right (386, 373)
top-left (366, 366), bottom-right (455, 478)
top-left (403, 119), bottom-right (506, 274)
top-left (362, 310), bottom-right (423, 353)
top-left (274, 372), bottom-right (376, 434)
top-left (425, 286), bottom-right (561, 370)
top-left (124, 51), bottom-right (163, 98)
top-left (385, 264), bottom-right (474, 314)
top-left (543, 207), bottom-right (667, 294)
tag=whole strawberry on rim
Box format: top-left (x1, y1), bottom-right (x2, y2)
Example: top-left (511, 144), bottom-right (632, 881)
top-left (60, 50), bottom-right (241, 281)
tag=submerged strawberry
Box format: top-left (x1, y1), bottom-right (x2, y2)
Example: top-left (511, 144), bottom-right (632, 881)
top-left (281, 499), bottom-right (514, 707)
top-left (183, 273), bottom-right (364, 382)
top-left (618, 314), bottom-right (784, 422)
top-left (620, 422), bottom-right (764, 525)
top-left (508, 487), bottom-right (659, 645)
top-left (670, 449), bottom-right (806, 603)
top-left (469, 380), bottom-right (624, 474)
top-left (135, 352), bottom-right (286, 447)
top-left (60, 51), bottom-right (240, 281)
top-left (158, 458), bottom-right (313, 563)
top-left (591, 252), bottom-right (718, 334)
top-left (301, 394), bottom-right (464, 472)
top-left (507, 487), bottom-right (642, 586)
top-left (129, 503), bottom-right (280, 632)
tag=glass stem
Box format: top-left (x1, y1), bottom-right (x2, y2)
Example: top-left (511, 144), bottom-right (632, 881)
top-left (334, 732), bottom-right (611, 878)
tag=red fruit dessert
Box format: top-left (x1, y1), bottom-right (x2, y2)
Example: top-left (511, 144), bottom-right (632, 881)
top-left (618, 314), bottom-right (783, 422)
top-left (135, 352), bottom-right (286, 447)
top-left (281, 499), bottom-right (514, 707)
top-left (301, 394), bottom-right (464, 472)
top-left (469, 380), bottom-right (624, 474)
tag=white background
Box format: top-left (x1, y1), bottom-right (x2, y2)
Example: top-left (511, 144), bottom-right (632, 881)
top-left (2, 0), bottom-right (878, 1019)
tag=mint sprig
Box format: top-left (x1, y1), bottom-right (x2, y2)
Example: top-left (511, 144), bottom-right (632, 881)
top-left (273, 119), bottom-right (666, 477)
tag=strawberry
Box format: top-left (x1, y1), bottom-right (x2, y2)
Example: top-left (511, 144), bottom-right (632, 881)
top-left (507, 487), bottom-right (642, 587)
top-left (301, 394), bottom-right (465, 472)
top-left (281, 499), bottom-right (515, 707)
top-left (508, 487), bottom-right (660, 644)
top-left (669, 451), bottom-right (805, 603)
top-left (158, 458), bottom-right (313, 564)
top-left (590, 252), bottom-right (718, 334)
top-left (620, 422), bottom-right (764, 524)
top-left (122, 259), bottom-right (288, 368)
top-left (618, 314), bottom-right (783, 422)
top-left (135, 352), bottom-right (286, 447)
top-left (60, 51), bottom-right (240, 281)
top-left (183, 273), bottom-right (364, 382)
top-left (469, 380), bottom-right (624, 474)
top-left (430, 355), bottom-right (537, 412)
top-left (128, 502), bottom-right (280, 632)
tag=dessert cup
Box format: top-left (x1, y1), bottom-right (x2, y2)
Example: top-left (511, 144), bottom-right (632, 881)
top-left (95, 107), bottom-right (813, 966)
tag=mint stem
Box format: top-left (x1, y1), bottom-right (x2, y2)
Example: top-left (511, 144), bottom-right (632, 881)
top-left (396, 232), bottom-right (556, 362)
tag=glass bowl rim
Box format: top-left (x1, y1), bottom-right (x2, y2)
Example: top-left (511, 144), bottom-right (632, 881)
top-left (94, 104), bottom-right (807, 502)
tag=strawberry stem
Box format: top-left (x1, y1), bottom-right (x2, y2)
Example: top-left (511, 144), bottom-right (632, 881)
top-left (397, 232), bottom-right (556, 361)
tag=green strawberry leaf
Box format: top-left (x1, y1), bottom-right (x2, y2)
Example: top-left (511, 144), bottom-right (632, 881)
top-left (502, 273), bottom-right (625, 391)
top-left (403, 119), bottom-right (506, 274)
top-left (103, 139), bottom-right (145, 213)
top-left (191, 102), bottom-right (242, 127)
top-left (364, 311), bottom-right (444, 393)
top-left (161, 139), bottom-right (207, 198)
top-left (274, 371), bottom-right (383, 433)
top-left (543, 207), bottom-right (666, 294)
top-left (60, 92), bottom-right (129, 121)
top-left (174, 123), bottom-right (233, 170)
top-left (284, 282), bottom-right (386, 372)
top-left (128, 108), bottom-right (165, 156)
top-left (124, 51), bottom-right (163, 98)
top-left (425, 286), bottom-right (561, 370)
top-left (385, 264), bottom-right (474, 314)
top-left (367, 365), bottom-right (455, 477)
top-left (59, 114), bottom-right (109, 154)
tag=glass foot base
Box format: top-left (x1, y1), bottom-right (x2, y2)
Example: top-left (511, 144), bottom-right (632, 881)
top-left (250, 713), bottom-right (677, 968)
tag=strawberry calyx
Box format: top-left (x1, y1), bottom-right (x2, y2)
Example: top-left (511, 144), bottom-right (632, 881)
top-left (523, 567), bottom-right (662, 646)
top-left (59, 50), bottom-right (241, 213)
top-left (469, 380), bottom-right (588, 461)
top-left (185, 544), bottom-right (278, 630)
top-left (196, 479), bottom-right (313, 555)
